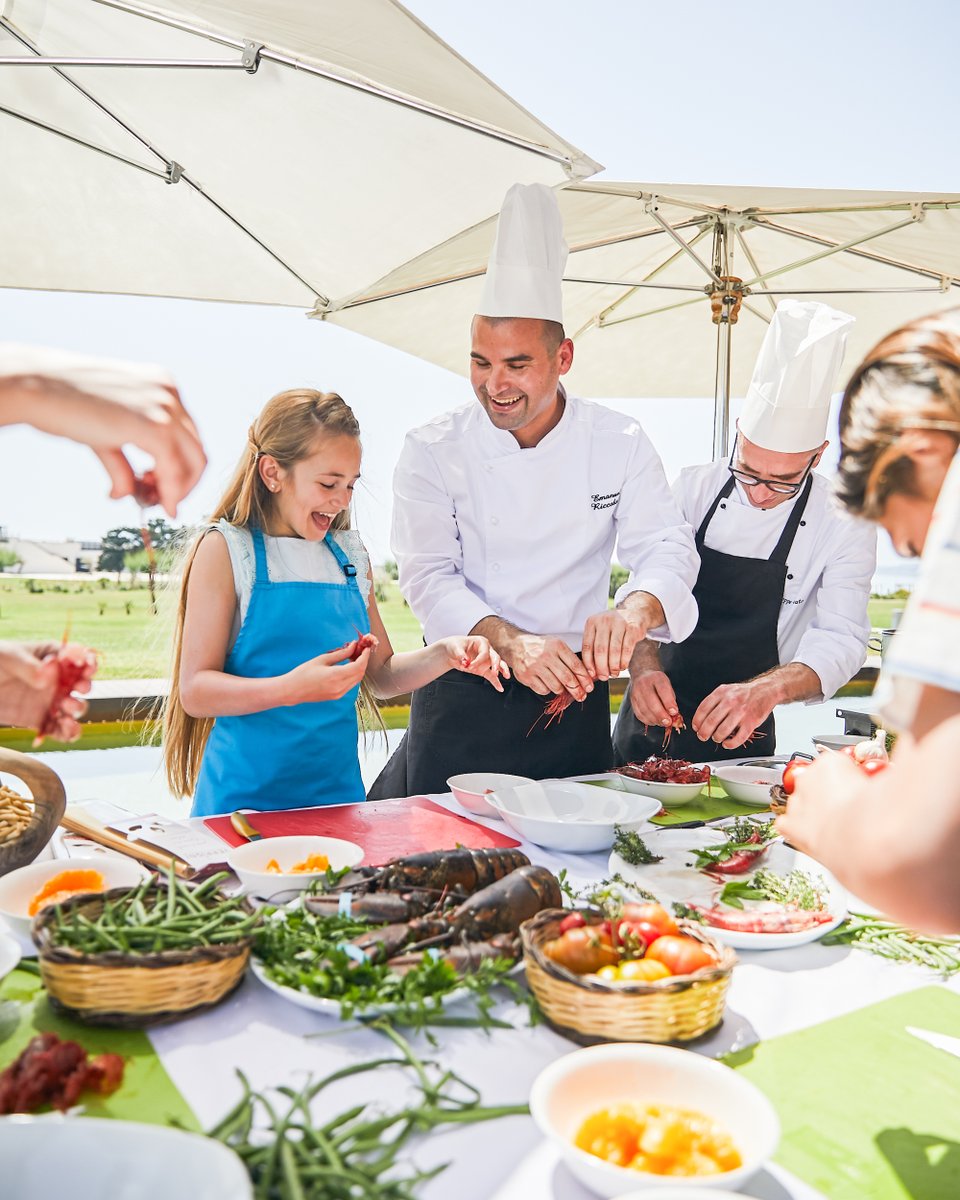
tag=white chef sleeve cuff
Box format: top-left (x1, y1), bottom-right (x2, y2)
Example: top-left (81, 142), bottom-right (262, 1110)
top-left (614, 575), bottom-right (699, 644)
top-left (421, 589), bottom-right (496, 645)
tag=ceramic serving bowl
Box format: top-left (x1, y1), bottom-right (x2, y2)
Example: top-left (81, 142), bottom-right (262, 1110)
top-left (488, 781), bottom-right (660, 853)
top-left (446, 772), bottom-right (535, 818)
top-left (0, 855), bottom-right (148, 942)
top-left (227, 835), bottom-right (363, 900)
top-left (529, 1043), bottom-right (779, 1196)
top-left (617, 777), bottom-right (708, 806)
top-left (0, 1116), bottom-right (252, 1199)
top-left (711, 765), bottom-right (783, 806)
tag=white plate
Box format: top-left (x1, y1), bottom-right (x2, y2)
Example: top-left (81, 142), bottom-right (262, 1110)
top-left (0, 931), bottom-right (21, 980)
top-left (609, 826), bottom-right (847, 950)
top-left (250, 957), bottom-right (472, 1017)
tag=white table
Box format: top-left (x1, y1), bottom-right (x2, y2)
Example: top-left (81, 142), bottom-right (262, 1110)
top-left (112, 791), bottom-right (959, 1200)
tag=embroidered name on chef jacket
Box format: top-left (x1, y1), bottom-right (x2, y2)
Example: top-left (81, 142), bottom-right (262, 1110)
top-left (591, 491), bottom-right (621, 511)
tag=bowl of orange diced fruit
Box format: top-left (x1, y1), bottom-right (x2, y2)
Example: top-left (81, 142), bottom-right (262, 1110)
top-left (0, 856), bottom-right (148, 941)
top-left (227, 836), bottom-right (364, 900)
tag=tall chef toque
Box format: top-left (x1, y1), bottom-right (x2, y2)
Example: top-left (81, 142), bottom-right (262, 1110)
top-left (477, 183), bottom-right (568, 323)
top-left (739, 300), bottom-right (856, 453)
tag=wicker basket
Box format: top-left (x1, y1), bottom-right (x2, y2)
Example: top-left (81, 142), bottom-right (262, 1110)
top-left (521, 908), bottom-right (736, 1045)
top-left (32, 888), bottom-right (252, 1027)
top-left (0, 747), bottom-right (66, 878)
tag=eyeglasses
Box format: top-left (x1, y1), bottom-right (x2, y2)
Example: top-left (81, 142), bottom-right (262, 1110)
top-left (727, 441), bottom-right (818, 495)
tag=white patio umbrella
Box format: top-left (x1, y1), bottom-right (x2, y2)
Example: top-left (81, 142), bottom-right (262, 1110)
top-left (327, 181), bottom-right (960, 455)
top-left (0, 0), bottom-right (598, 310)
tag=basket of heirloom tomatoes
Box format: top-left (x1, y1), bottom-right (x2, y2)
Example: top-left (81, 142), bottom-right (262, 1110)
top-left (521, 901), bottom-right (736, 1045)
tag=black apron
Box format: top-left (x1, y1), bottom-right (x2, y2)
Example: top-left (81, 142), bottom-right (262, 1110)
top-left (367, 665), bottom-right (612, 799)
top-left (613, 475), bottom-right (813, 764)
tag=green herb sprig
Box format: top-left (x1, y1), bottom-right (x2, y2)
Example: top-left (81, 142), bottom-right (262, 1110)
top-left (824, 912), bottom-right (960, 975)
top-left (612, 826), bottom-right (663, 865)
top-left (718, 868), bottom-right (827, 911)
top-left (208, 1022), bottom-right (528, 1199)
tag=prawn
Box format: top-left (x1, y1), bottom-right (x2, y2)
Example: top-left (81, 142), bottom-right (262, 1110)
top-left (685, 902), bottom-right (834, 934)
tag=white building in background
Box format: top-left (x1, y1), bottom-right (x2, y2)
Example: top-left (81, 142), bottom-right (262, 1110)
top-left (0, 528), bottom-right (101, 574)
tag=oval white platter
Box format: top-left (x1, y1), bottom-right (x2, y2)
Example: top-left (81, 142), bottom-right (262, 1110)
top-left (609, 825), bottom-right (848, 950)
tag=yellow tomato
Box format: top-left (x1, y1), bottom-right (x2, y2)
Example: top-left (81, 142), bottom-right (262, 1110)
top-left (596, 964), bottom-right (621, 982)
top-left (617, 958), bottom-right (672, 983)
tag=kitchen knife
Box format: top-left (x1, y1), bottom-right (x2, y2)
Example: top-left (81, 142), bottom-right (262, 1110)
top-left (906, 1026), bottom-right (960, 1060)
top-left (230, 811), bottom-right (263, 842)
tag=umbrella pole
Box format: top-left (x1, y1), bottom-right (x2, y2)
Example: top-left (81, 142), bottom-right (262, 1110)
top-left (713, 317), bottom-right (732, 460)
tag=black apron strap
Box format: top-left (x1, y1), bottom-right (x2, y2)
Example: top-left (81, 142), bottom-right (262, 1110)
top-left (768, 475), bottom-right (813, 564)
top-left (696, 475), bottom-right (736, 544)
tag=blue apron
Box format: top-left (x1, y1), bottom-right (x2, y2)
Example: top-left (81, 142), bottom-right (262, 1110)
top-left (191, 527), bottom-right (369, 816)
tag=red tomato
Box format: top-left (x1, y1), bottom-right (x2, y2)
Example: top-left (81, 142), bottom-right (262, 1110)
top-left (644, 935), bottom-right (717, 976)
top-left (618, 920), bottom-right (663, 950)
top-left (620, 903), bottom-right (680, 938)
top-left (559, 911), bottom-right (587, 933)
top-left (860, 759), bottom-right (889, 777)
top-left (543, 927), bottom-right (619, 975)
top-left (782, 760), bottom-right (812, 795)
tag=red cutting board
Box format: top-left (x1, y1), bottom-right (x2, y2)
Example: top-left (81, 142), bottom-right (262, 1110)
top-left (204, 797), bottom-right (520, 865)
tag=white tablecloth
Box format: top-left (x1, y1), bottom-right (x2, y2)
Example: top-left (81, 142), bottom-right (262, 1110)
top-left (120, 792), bottom-right (960, 1200)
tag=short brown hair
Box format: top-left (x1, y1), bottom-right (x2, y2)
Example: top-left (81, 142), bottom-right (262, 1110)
top-left (837, 308), bottom-right (960, 518)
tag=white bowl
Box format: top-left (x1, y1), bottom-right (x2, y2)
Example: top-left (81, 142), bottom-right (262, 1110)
top-left (712, 765), bottom-right (783, 807)
top-left (0, 1115), bottom-right (252, 1199)
top-left (530, 1043), bottom-right (780, 1196)
top-left (613, 1191), bottom-right (751, 1200)
top-left (0, 855), bottom-right (148, 941)
top-left (810, 733), bottom-right (860, 752)
top-left (446, 772), bottom-right (535, 818)
top-left (488, 781), bottom-right (660, 853)
top-left (617, 776), bottom-right (708, 806)
top-left (228, 835), bottom-right (364, 899)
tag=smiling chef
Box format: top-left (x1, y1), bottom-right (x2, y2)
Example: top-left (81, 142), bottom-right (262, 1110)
top-left (613, 300), bottom-right (877, 764)
top-left (368, 183), bottom-right (700, 798)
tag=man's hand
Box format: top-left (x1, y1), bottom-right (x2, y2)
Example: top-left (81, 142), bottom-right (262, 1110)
top-left (692, 679), bottom-right (777, 749)
top-left (0, 345), bottom-right (207, 517)
top-left (582, 590), bottom-right (665, 681)
top-left (471, 617), bottom-right (593, 699)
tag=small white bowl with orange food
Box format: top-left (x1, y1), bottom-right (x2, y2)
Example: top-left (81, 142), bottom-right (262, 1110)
top-left (227, 835), bottom-right (364, 901)
top-left (530, 1042), bottom-right (780, 1195)
top-left (0, 856), bottom-right (148, 943)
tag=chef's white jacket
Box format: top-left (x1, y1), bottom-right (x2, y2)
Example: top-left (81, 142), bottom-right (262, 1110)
top-left (674, 461), bottom-right (877, 699)
top-left (391, 394), bottom-right (700, 651)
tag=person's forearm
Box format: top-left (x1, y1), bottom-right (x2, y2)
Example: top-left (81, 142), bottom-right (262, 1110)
top-left (750, 661), bottom-right (822, 707)
top-left (365, 642), bottom-right (455, 699)
top-left (179, 669), bottom-right (296, 718)
top-left (627, 637), bottom-right (663, 676)
top-left (470, 615), bottom-right (524, 659)
top-left (617, 590), bottom-right (666, 633)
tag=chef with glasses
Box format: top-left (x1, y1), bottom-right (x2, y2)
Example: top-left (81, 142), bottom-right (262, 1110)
top-left (613, 300), bottom-right (877, 764)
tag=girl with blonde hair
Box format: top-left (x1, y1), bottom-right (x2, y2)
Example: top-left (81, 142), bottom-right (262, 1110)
top-left (163, 388), bottom-right (507, 816)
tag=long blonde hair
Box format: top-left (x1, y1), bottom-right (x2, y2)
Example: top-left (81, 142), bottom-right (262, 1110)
top-left (163, 388), bottom-right (379, 798)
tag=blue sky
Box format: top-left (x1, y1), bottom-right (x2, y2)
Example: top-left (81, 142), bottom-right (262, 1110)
top-left (3, 0), bottom-right (957, 586)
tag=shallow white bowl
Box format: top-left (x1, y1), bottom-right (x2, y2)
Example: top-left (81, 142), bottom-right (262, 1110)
top-left (613, 1191), bottom-right (752, 1200)
top-left (617, 776), bottom-right (708, 806)
top-left (228, 835), bottom-right (363, 900)
top-left (712, 765), bottom-right (782, 807)
top-left (488, 781), bottom-right (660, 853)
top-left (530, 1043), bottom-right (780, 1196)
top-left (0, 855), bottom-right (148, 941)
top-left (810, 733), bottom-right (860, 752)
top-left (0, 1116), bottom-right (252, 1199)
top-left (446, 772), bottom-right (535, 818)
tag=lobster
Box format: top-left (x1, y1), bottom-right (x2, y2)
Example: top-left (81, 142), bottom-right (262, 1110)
top-left (349, 863), bottom-right (562, 963)
top-left (303, 847), bottom-right (531, 923)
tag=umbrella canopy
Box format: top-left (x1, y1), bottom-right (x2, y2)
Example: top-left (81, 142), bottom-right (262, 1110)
top-left (0, 0), bottom-right (599, 308)
top-left (328, 181), bottom-right (960, 453)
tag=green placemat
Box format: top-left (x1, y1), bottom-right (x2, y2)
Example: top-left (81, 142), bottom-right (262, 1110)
top-left (0, 967), bottom-right (199, 1128)
top-left (725, 986), bottom-right (960, 1200)
top-left (586, 777), bottom-right (770, 825)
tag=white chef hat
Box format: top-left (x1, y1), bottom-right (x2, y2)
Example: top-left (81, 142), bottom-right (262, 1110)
top-left (739, 300), bottom-right (856, 452)
top-left (477, 183), bottom-right (568, 323)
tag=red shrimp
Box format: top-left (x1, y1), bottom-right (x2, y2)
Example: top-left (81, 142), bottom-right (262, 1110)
top-left (527, 689), bottom-right (577, 736)
top-left (685, 903), bottom-right (834, 934)
top-left (346, 632), bottom-right (379, 661)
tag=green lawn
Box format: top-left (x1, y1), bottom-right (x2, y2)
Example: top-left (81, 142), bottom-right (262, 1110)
top-left (0, 574), bottom-right (906, 680)
top-left (0, 575), bottom-right (425, 678)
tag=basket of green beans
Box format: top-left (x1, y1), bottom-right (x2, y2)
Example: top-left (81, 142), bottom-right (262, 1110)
top-left (32, 866), bottom-right (260, 1027)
